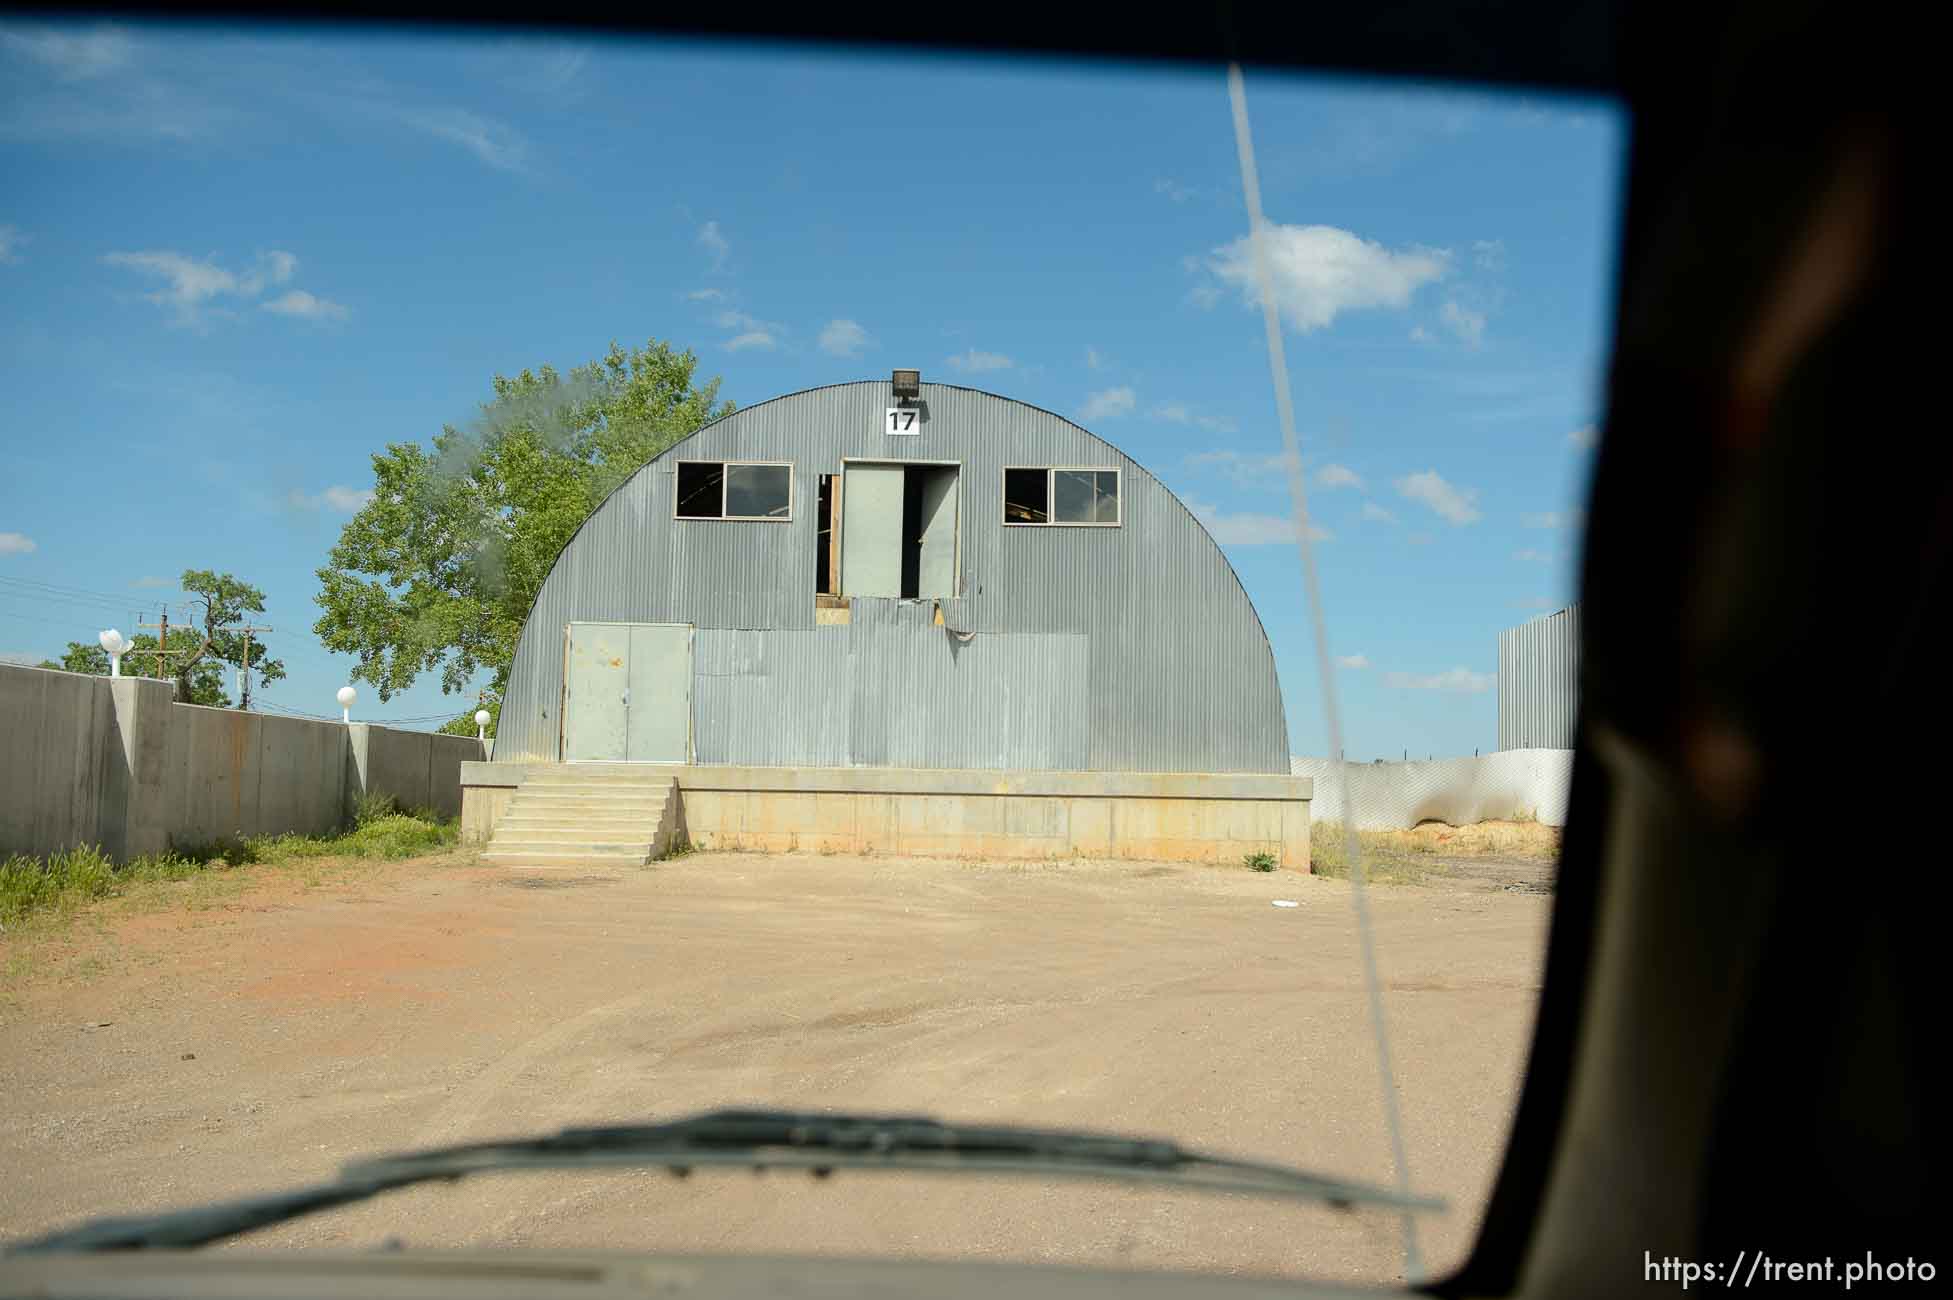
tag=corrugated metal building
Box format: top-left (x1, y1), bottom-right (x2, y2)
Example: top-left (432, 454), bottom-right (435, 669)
top-left (494, 378), bottom-right (1291, 773)
top-left (1497, 603), bottom-right (1582, 750)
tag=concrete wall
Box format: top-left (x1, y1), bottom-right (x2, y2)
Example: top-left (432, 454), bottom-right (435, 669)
top-left (1289, 749), bottom-right (1574, 830)
top-left (1, 663), bottom-right (122, 861)
top-left (348, 725), bottom-right (477, 821)
top-left (0, 663), bottom-right (484, 861)
top-left (168, 704), bottom-right (349, 846)
top-left (461, 762), bottom-right (1312, 869)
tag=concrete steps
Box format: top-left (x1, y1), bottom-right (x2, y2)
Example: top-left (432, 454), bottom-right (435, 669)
top-left (483, 771), bottom-right (679, 869)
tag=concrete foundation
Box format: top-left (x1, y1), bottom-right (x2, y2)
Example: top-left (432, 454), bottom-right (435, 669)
top-left (461, 763), bottom-right (1312, 870)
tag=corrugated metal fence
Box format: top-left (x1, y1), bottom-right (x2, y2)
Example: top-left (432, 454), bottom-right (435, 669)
top-left (1497, 604), bottom-right (1581, 750)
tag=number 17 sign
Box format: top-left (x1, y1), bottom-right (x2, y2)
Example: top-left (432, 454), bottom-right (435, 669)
top-left (884, 407), bottom-right (920, 436)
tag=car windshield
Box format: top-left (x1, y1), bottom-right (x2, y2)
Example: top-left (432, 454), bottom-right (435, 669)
top-left (0, 18), bottom-right (1619, 1288)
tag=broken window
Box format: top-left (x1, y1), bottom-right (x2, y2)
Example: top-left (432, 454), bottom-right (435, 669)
top-left (815, 473), bottom-right (840, 597)
top-left (1003, 467), bottom-right (1048, 523)
top-left (1003, 467), bottom-right (1120, 526)
top-left (674, 461), bottom-right (792, 520)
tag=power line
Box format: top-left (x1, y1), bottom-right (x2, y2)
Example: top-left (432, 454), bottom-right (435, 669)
top-left (0, 575), bottom-right (162, 605)
top-left (0, 602), bottom-right (117, 633)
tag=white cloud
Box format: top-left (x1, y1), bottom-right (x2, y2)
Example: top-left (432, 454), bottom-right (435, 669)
top-left (1440, 299), bottom-right (1487, 347)
top-left (1395, 469), bottom-right (1482, 524)
top-left (1085, 346), bottom-right (1104, 370)
top-left (0, 29), bottom-right (225, 143)
top-left (1522, 508), bottom-right (1584, 530)
top-left (686, 288), bottom-right (725, 302)
top-left (946, 348), bottom-right (1012, 372)
top-left (130, 575), bottom-right (171, 588)
top-left (244, 250), bottom-right (297, 292)
top-left (1185, 499), bottom-right (1330, 546)
top-left (1154, 177), bottom-right (1199, 203)
top-left (1152, 402), bottom-right (1238, 434)
top-left (262, 289), bottom-right (348, 322)
top-left (0, 531), bottom-right (36, 555)
top-left (398, 107), bottom-right (529, 171)
top-left (286, 486), bottom-right (373, 513)
top-left (697, 220), bottom-right (729, 269)
top-left (1186, 284), bottom-right (1222, 310)
top-left (1566, 424), bottom-right (1599, 449)
top-left (1079, 386), bottom-right (1136, 421)
top-left (0, 224), bottom-right (22, 264)
top-left (1186, 448), bottom-right (1298, 489)
top-left (725, 331), bottom-right (777, 352)
top-left (1, 23), bottom-right (134, 80)
top-left (818, 318), bottom-right (870, 358)
top-left (507, 43), bottom-right (589, 98)
top-left (1410, 325), bottom-right (1433, 343)
top-left (1385, 666), bottom-right (1495, 692)
top-left (103, 250), bottom-right (235, 317)
top-left (102, 248), bottom-right (312, 325)
top-left (1336, 654), bottom-right (1370, 669)
top-left (1209, 224), bottom-right (1447, 331)
top-left (1472, 238), bottom-right (1506, 271)
top-left (1315, 463), bottom-right (1363, 490)
top-left (1360, 501), bottom-right (1397, 523)
top-left (1513, 548), bottom-right (1551, 563)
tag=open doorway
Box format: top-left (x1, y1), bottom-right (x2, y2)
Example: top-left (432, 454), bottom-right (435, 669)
top-left (836, 462), bottom-right (959, 600)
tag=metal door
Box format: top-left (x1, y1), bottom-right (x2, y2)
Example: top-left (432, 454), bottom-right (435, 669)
top-left (562, 622), bottom-right (630, 761)
top-left (625, 623), bottom-right (692, 762)
top-left (842, 463), bottom-right (905, 597)
top-left (915, 467), bottom-right (959, 598)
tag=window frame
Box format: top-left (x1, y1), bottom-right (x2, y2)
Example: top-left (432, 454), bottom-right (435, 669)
top-left (672, 459), bottom-right (795, 523)
top-left (1000, 464), bottom-right (1123, 528)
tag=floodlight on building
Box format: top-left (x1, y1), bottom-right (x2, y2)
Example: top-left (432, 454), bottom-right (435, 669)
top-left (891, 368), bottom-right (921, 403)
top-left (98, 629), bottom-right (133, 677)
top-left (475, 709), bottom-right (491, 741)
top-left (337, 685), bottom-right (357, 724)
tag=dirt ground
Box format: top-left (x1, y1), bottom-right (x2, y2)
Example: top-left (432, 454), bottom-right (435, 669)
top-left (0, 846), bottom-right (1552, 1286)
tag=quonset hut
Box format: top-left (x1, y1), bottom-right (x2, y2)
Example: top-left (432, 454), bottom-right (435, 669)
top-left (465, 372), bottom-right (1312, 867)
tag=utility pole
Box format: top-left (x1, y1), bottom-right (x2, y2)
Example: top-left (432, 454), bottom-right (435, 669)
top-left (234, 624), bottom-right (271, 710)
top-left (137, 606), bottom-right (178, 682)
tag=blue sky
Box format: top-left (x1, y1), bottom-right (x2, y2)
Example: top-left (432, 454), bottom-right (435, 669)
top-left (0, 22), bottom-right (1624, 757)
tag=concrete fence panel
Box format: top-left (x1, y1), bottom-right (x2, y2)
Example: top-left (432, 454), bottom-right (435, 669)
top-left (1, 665), bottom-right (115, 858)
top-left (168, 704), bottom-right (265, 846)
top-left (421, 733), bottom-right (478, 820)
top-left (248, 710), bottom-right (350, 839)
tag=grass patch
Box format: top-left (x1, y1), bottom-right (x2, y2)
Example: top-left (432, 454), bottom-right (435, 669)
top-left (1308, 817), bottom-right (1558, 883)
top-left (0, 813), bottom-right (458, 932)
top-left (1243, 850), bottom-right (1277, 873)
top-left (1309, 824), bottom-right (1446, 886)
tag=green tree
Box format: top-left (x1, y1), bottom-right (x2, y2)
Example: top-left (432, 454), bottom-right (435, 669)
top-left (174, 569), bottom-right (287, 703)
top-left (37, 569), bottom-right (285, 706)
top-left (437, 698), bottom-right (498, 739)
top-left (42, 635), bottom-right (232, 707)
top-left (313, 339), bottom-right (732, 703)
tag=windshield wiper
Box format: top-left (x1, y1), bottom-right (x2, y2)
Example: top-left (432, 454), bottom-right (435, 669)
top-left (8, 1107), bottom-right (1442, 1254)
